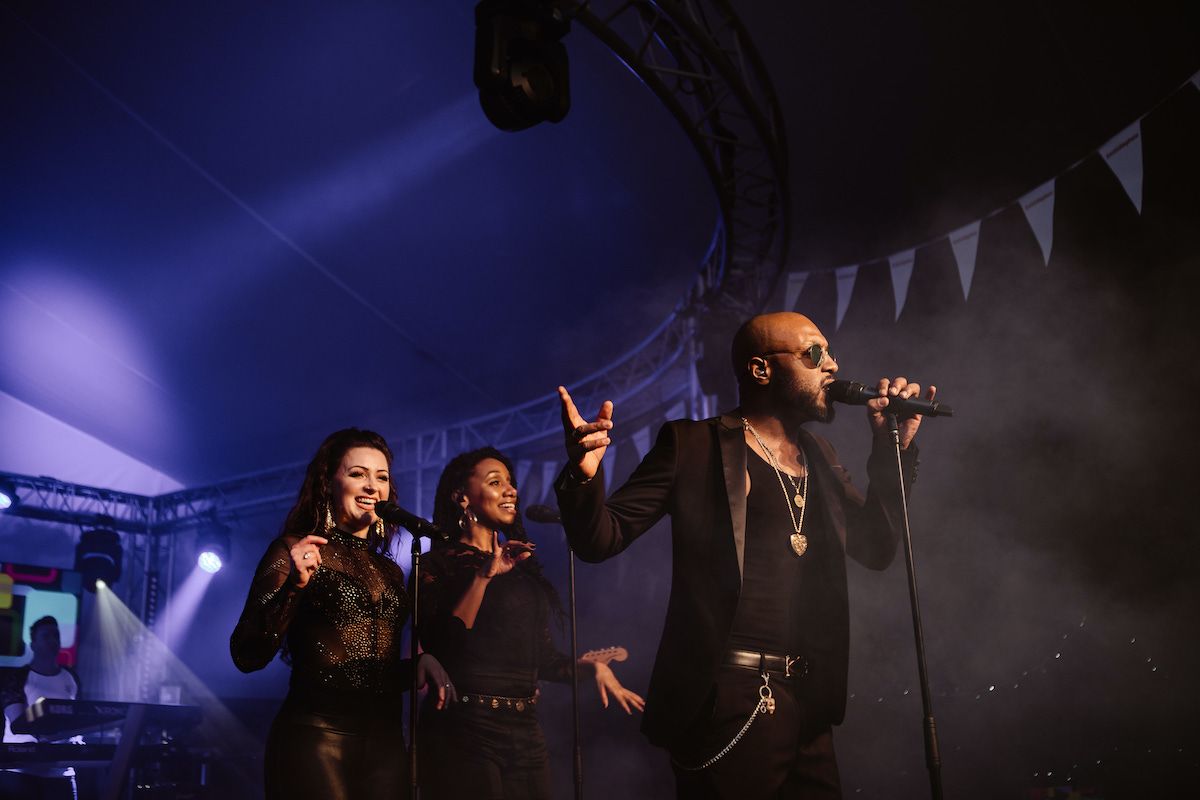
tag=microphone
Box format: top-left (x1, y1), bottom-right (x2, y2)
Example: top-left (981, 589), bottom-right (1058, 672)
top-left (373, 501), bottom-right (450, 541)
top-left (827, 380), bottom-right (954, 418)
top-left (525, 504), bottom-right (562, 525)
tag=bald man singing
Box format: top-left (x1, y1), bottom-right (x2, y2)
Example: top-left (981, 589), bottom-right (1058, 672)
top-left (555, 312), bottom-right (935, 799)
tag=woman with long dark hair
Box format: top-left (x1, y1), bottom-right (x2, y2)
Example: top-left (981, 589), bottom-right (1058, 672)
top-left (416, 446), bottom-right (643, 799)
top-left (230, 427), bottom-right (454, 800)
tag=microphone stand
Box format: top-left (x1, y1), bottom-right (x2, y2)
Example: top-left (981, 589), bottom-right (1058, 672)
top-left (409, 531), bottom-right (423, 800)
top-left (569, 546), bottom-right (583, 800)
top-left (535, 511), bottom-right (584, 799)
top-left (886, 413), bottom-right (943, 800)
top-left (526, 508), bottom-right (584, 798)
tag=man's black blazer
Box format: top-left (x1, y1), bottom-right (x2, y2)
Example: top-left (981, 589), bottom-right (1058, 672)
top-left (556, 412), bottom-right (916, 749)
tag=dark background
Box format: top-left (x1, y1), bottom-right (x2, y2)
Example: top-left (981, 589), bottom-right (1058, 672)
top-left (3, 2), bottom-right (1199, 797)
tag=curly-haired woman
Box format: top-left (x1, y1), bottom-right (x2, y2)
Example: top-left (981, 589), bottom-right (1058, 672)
top-left (231, 428), bottom-right (453, 800)
top-left (416, 446), bottom-right (643, 799)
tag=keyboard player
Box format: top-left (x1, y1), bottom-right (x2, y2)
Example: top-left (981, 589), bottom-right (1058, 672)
top-left (1, 615), bottom-right (81, 800)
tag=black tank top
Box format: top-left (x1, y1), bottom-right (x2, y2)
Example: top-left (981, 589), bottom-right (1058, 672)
top-left (727, 446), bottom-right (810, 655)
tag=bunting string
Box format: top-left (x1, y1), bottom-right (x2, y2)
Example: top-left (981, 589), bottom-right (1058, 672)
top-left (781, 70), bottom-right (1200, 324)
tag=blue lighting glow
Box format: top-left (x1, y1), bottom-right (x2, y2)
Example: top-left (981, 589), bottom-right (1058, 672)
top-left (0, 478), bottom-right (16, 511)
top-left (197, 551), bottom-right (223, 574)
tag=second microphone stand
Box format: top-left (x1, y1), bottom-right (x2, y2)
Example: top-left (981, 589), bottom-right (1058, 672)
top-left (568, 545), bottom-right (583, 800)
top-left (409, 531), bottom-right (423, 800)
top-left (886, 413), bottom-right (944, 800)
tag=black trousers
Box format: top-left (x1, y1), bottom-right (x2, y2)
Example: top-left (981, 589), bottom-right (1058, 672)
top-left (263, 704), bottom-right (407, 800)
top-left (0, 770), bottom-right (77, 800)
top-left (418, 699), bottom-right (551, 800)
top-left (669, 666), bottom-right (842, 800)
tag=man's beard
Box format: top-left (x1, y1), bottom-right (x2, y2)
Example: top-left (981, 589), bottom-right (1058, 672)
top-left (810, 392), bottom-right (836, 424)
top-left (776, 382), bottom-right (835, 423)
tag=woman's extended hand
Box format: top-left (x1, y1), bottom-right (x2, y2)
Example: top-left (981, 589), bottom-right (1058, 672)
top-left (591, 661), bottom-right (645, 715)
top-left (416, 652), bottom-right (457, 710)
top-left (288, 534), bottom-right (328, 588)
top-left (479, 531), bottom-right (535, 579)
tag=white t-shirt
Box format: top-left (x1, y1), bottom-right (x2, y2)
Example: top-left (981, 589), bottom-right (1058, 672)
top-left (3, 665), bottom-right (80, 778)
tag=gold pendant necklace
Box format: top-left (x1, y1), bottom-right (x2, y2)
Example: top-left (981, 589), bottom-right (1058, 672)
top-left (743, 418), bottom-right (809, 558)
top-left (787, 475), bottom-right (805, 509)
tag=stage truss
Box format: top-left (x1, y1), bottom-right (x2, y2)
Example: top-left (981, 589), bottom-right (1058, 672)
top-left (0, 0), bottom-right (787, 626)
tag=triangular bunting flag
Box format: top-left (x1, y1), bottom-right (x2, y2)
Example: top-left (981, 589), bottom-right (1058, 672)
top-left (834, 265), bottom-right (858, 330)
top-left (948, 221), bottom-right (982, 300)
top-left (664, 401), bottom-right (686, 420)
top-left (688, 363), bottom-right (703, 419)
top-left (633, 429), bottom-right (652, 460)
top-left (516, 459), bottom-right (532, 493)
top-left (539, 461), bottom-right (557, 502)
top-left (1019, 179), bottom-right (1056, 265)
top-left (632, 426), bottom-right (651, 459)
top-left (784, 272), bottom-right (808, 311)
top-left (888, 250), bottom-right (915, 321)
top-left (603, 442), bottom-right (616, 492)
top-left (1100, 121), bottom-right (1144, 213)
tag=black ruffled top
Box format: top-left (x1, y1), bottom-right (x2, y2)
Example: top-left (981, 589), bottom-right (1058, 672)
top-left (416, 543), bottom-right (570, 697)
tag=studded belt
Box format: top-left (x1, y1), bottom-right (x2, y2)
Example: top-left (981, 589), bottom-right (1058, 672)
top-left (725, 649), bottom-right (809, 678)
top-left (458, 692), bottom-right (538, 712)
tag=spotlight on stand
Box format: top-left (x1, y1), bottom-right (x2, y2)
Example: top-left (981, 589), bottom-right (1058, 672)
top-left (0, 478), bottom-right (17, 511)
top-left (196, 526), bottom-right (231, 574)
top-left (76, 524), bottom-right (123, 592)
top-left (474, 0), bottom-right (571, 131)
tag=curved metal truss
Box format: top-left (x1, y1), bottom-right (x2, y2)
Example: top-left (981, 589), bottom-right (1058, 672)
top-left (568, 0), bottom-right (790, 315)
top-left (152, 304), bottom-right (703, 531)
top-left (1, 1), bottom-right (784, 549)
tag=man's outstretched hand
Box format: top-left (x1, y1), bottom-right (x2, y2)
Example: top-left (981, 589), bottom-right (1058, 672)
top-left (558, 386), bottom-right (613, 481)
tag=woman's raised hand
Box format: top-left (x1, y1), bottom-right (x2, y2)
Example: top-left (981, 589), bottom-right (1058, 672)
top-left (288, 534), bottom-right (328, 588)
top-left (479, 531), bottom-right (535, 579)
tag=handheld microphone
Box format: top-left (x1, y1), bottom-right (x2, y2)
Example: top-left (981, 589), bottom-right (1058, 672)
top-left (827, 380), bottom-right (954, 418)
top-left (373, 501), bottom-right (450, 540)
top-left (525, 504), bottom-right (562, 525)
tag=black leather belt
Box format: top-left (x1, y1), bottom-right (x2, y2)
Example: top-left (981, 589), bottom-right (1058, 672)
top-left (725, 649), bottom-right (808, 678)
top-left (458, 692), bottom-right (538, 712)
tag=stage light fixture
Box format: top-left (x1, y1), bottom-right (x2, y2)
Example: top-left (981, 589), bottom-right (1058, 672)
top-left (196, 526), bottom-right (231, 574)
top-left (0, 479), bottom-right (17, 511)
top-left (75, 525), bottom-right (123, 592)
top-left (474, 0), bottom-right (571, 131)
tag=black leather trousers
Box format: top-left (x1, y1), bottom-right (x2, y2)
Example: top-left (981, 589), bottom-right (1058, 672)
top-left (264, 697), bottom-right (407, 800)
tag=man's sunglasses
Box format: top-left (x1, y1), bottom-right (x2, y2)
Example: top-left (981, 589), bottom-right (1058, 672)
top-left (763, 343), bottom-right (835, 368)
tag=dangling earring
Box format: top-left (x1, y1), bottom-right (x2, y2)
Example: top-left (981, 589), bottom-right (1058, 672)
top-left (324, 504), bottom-right (335, 533)
top-left (369, 518), bottom-right (385, 543)
top-left (459, 507), bottom-right (478, 533)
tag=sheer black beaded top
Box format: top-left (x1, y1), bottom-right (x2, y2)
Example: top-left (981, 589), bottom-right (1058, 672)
top-left (231, 528), bottom-right (410, 695)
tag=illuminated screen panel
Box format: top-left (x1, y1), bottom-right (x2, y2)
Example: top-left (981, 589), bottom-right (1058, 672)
top-left (0, 564), bottom-right (83, 668)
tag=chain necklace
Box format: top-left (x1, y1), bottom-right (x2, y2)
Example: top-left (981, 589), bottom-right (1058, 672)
top-left (742, 417), bottom-right (809, 557)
